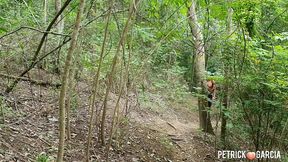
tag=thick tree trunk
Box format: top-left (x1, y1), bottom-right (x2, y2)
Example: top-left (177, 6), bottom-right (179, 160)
top-left (188, 0), bottom-right (214, 135)
top-left (56, 0), bottom-right (85, 161)
top-left (221, 4), bottom-right (233, 145)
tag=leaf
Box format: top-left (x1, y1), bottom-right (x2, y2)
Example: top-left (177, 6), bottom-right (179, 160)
top-left (0, 27), bottom-right (7, 34)
top-left (180, 7), bottom-right (188, 16)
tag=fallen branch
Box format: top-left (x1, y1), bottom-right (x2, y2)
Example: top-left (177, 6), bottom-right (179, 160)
top-left (171, 137), bottom-right (184, 141)
top-left (0, 73), bottom-right (61, 88)
top-left (171, 140), bottom-right (182, 149)
top-left (166, 122), bottom-right (177, 130)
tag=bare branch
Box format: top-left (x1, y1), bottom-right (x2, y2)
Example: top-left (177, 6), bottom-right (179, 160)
top-left (0, 26), bottom-right (70, 40)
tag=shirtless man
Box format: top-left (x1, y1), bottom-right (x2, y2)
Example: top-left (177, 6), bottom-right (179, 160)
top-left (207, 79), bottom-right (216, 108)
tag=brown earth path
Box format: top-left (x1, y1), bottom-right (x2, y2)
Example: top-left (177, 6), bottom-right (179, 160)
top-left (128, 93), bottom-right (219, 162)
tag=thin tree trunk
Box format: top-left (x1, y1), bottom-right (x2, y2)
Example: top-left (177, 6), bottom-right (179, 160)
top-left (55, 0), bottom-right (64, 36)
top-left (85, 2), bottom-right (113, 161)
top-left (56, 0), bottom-right (86, 161)
top-left (0, 98), bottom-right (5, 124)
top-left (124, 35), bottom-right (132, 116)
top-left (55, 0), bottom-right (65, 73)
top-left (188, 0), bottom-right (214, 135)
top-left (44, 0), bottom-right (48, 24)
top-left (106, 61), bottom-right (125, 161)
top-left (105, 1), bottom-right (138, 159)
top-left (66, 34), bottom-right (83, 141)
top-left (221, 3), bottom-right (233, 145)
top-left (100, 0), bottom-right (138, 146)
top-left (42, 0), bottom-right (48, 69)
top-left (65, 64), bottom-right (75, 140)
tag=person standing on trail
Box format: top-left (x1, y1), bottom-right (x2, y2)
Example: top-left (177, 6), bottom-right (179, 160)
top-left (207, 79), bottom-right (216, 108)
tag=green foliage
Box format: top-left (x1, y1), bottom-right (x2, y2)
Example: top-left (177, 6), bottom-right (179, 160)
top-left (207, 75), bottom-right (224, 84)
top-left (0, 0), bottom-right (287, 157)
top-left (36, 152), bottom-right (50, 162)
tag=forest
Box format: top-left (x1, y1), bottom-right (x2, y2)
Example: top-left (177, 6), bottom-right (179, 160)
top-left (0, 0), bottom-right (287, 161)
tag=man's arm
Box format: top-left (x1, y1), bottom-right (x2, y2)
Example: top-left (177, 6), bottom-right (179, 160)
top-left (212, 81), bottom-right (216, 99)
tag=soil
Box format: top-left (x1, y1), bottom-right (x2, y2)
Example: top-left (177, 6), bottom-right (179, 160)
top-left (0, 70), bottom-right (218, 162)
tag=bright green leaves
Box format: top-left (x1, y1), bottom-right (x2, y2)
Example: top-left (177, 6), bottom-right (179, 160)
top-left (232, 0), bottom-right (261, 37)
top-left (179, 7), bottom-right (188, 16)
top-left (208, 1), bottom-right (227, 21)
top-left (0, 27), bottom-right (7, 35)
top-left (147, 0), bottom-right (161, 19)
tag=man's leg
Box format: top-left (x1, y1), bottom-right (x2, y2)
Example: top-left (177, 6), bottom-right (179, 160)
top-left (208, 94), bottom-right (212, 108)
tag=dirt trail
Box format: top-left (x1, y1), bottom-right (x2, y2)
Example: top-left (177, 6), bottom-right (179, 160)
top-left (129, 95), bottom-right (217, 162)
top-left (130, 106), bottom-right (198, 137)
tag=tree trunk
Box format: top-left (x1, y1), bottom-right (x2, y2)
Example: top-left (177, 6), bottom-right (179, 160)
top-left (65, 65), bottom-right (74, 140)
top-left (56, 0), bottom-right (85, 161)
top-left (55, 0), bottom-right (65, 33)
top-left (54, 0), bottom-right (65, 73)
top-left (188, 0), bottom-right (214, 135)
top-left (42, 0), bottom-right (48, 69)
top-left (99, 0), bottom-right (138, 146)
top-left (221, 3), bottom-right (233, 145)
top-left (44, 0), bottom-right (48, 24)
top-left (85, 2), bottom-right (113, 161)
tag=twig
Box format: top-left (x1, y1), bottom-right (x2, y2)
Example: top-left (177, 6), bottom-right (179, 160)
top-left (83, 9), bottom-right (128, 28)
top-left (266, 9), bottom-right (288, 32)
top-left (171, 137), bottom-right (184, 141)
top-left (38, 136), bottom-right (52, 146)
top-left (166, 122), bottom-right (177, 131)
top-left (0, 26), bottom-right (70, 40)
top-left (171, 140), bottom-right (182, 149)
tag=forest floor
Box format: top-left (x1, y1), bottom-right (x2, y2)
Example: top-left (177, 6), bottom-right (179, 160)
top-left (0, 70), bottom-right (219, 162)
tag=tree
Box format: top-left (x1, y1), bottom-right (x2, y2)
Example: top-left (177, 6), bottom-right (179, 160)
top-left (54, 0), bottom-right (65, 73)
top-left (188, 0), bottom-right (214, 135)
top-left (56, 0), bottom-right (86, 161)
top-left (85, 0), bottom-right (113, 160)
top-left (99, 0), bottom-right (138, 146)
top-left (221, 0), bottom-right (233, 145)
